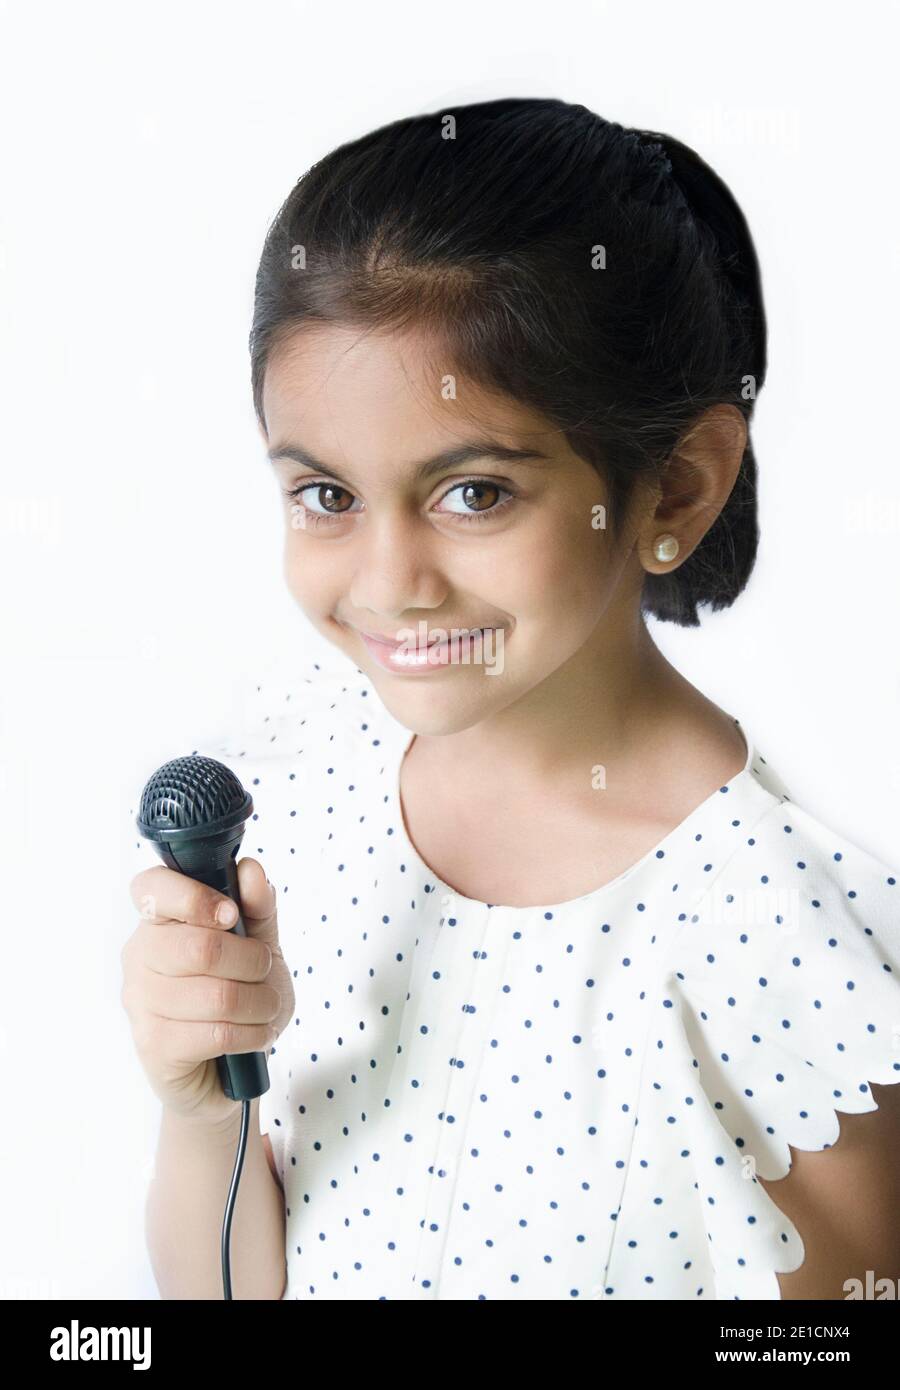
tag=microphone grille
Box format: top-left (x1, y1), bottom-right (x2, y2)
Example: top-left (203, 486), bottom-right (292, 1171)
top-left (137, 754), bottom-right (252, 832)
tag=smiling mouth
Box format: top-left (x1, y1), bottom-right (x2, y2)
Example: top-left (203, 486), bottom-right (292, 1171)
top-left (348, 622), bottom-right (506, 674)
top-left (351, 624), bottom-right (497, 651)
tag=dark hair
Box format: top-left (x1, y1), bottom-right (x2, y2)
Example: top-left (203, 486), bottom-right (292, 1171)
top-left (250, 97), bottom-right (766, 627)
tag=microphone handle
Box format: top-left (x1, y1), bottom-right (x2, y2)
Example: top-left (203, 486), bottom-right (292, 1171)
top-left (190, 854), bottom-right (271, 1103)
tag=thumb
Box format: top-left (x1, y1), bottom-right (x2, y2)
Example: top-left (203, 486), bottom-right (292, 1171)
top-left (235, 856), bottom-right (279, 945)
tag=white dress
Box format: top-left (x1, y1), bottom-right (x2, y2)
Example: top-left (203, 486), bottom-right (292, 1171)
top-left (132, 658), bottom-right (900, 1300)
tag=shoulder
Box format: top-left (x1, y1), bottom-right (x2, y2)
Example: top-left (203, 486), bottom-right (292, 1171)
top-left (732, 795), bottom-right (900, 1298)
top-left (130, 651), bottom-right (390, 878)
top-left (675, 791), bottom-right (900, 996)
top-left (211, 653), bottom-right (390, 847)
top-left (212, 653), bottom-right (372, 767)
top-left (228, 655), bottom-right (406, 777)
top-left (673, 789), bottom-right (900, 1117)
top-left (659, 789), bottom-right (900, 1297)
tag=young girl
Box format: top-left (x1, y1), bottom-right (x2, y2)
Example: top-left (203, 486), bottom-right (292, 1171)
top-left (127, 97), bottom-right (900, 1301)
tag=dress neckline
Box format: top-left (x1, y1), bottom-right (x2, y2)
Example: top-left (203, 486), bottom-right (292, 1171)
top-left (387, 714), bottom-right (760, 915)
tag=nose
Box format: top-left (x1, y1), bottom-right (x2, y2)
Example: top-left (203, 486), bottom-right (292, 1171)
top-left (348, 507), bottom-right (448, 618)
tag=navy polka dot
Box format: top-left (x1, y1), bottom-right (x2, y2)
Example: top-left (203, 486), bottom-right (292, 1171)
top-left (132, 660), bottom-right (900, 1300)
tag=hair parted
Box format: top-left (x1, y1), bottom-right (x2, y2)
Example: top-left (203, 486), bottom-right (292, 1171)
top-left (250, 96), bottom-right (767, 627)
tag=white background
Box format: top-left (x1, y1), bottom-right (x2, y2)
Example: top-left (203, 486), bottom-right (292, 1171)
top-left (1, 0), bottom-right (897, 1299)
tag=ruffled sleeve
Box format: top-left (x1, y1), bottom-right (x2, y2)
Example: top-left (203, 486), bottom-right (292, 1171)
top-left (606, 798), bottom-right (900, 1301)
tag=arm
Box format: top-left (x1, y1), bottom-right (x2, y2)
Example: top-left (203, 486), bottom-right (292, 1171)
top-left (262, 1131), bottom-right (281, 1188)
top-left (757, 1081), bottom-right (900, 1299)
top-left (146, 1099), bottom-right (286, 1300)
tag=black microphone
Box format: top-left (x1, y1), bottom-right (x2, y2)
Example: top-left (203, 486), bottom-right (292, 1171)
top-left (135, 753), bottom-right (270, 1103)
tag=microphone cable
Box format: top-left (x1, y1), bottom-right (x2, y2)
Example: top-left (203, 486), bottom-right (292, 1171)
top-left (221, 1099), bottom-right (252, 1300)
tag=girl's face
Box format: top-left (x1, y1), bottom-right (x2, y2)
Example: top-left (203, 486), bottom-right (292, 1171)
top-left (261, 323), bottom-right (648, 736)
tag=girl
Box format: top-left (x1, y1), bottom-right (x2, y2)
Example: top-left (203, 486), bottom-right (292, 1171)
top-left (127, 97), bottom-right (900, 1300)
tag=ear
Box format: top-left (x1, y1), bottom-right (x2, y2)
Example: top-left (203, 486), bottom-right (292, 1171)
top-left (639, 404), bottom-right (747, 571)
top-left (676, 403), bottom-right (746, 465)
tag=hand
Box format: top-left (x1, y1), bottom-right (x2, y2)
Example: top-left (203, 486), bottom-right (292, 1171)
top-left (121, 857), bottom-right (295, 1132)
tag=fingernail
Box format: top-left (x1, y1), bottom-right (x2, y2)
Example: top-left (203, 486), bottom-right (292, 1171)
top-left (217, 900), bottom-right (238, 926)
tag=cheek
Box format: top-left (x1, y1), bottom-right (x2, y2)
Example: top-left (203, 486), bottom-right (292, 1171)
top-left (282, 537), bottom-right (340, 613)
top-left (279, 503), bottom-right (618, 633)
top-left (488, 511), bottom-right (615, 623)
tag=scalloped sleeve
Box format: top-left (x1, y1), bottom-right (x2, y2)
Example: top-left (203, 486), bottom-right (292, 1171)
top-left (606, 798), bottom-right (900, 1300)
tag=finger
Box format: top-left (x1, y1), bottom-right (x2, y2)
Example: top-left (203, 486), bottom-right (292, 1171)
top-left (130, 865), bottom-right (240, 929)
top-left (136, 1014), bottom-right (279, 1066)
top-left (139, 969), bottom-right (282, 1027)
top-left (140, 920), bottom-right (273, 982)
top-left (234, 857), bottom-right (279, 925)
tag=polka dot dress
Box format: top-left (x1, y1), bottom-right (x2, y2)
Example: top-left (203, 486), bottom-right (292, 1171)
top-left (133, 658), bottom-right (900, 1300)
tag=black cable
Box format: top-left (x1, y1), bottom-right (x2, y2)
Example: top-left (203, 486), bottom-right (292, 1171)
top-left (221, 1099), bottom-right (251, 1300)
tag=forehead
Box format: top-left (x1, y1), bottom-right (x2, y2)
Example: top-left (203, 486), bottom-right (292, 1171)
top-left (261, 323), bottom-right (557, 460)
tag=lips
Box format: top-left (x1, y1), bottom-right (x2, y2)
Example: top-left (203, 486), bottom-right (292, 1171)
top-left (353, 623), bottom-right (503, 675)
top-left (359, 626), bottom-right (491, 650)
top-left (359, 630), bottom-right (424, 649)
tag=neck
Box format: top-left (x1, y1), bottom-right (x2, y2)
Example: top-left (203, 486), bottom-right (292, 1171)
top-left (407, 615), bottom-right (717, 800)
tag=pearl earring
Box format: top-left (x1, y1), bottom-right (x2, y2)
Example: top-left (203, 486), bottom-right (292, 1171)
top-left (653, 534), bottom-right (679, 563)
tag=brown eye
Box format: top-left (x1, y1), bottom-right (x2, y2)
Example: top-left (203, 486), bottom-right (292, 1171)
top-left (283, 481), bottom-right (361, 520)
top-left (314, 484), bottom-right (353, 514)
top-left (435, 478), bottom-right (515, 524)
top-left (458, 482), bottom-right (499, 512)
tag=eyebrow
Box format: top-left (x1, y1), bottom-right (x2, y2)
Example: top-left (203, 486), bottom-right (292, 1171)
top-left (266, 440), bottom-right (552, 482)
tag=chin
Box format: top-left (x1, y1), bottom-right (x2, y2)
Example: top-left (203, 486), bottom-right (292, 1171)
top-left (366, 667), bottom-right (516, 737)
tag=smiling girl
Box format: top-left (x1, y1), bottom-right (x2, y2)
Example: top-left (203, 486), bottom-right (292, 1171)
top-left (127, 97), bottom-right (900, 1301)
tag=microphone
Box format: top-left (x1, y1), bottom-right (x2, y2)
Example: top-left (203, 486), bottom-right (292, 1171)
top-left (135, 753), bottom-right (270, 1103)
